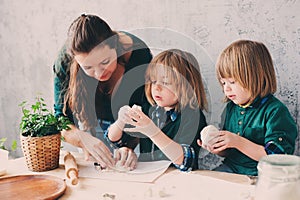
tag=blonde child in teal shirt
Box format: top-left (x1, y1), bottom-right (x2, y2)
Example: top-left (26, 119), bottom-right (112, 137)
top-left (199, 40), bottom-right (298, 175)
top-left (107, 49), bottom-right (208, 171)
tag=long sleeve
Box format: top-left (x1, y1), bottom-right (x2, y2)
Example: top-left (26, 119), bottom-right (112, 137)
top-left (53, 44), bottom-right (74, 123)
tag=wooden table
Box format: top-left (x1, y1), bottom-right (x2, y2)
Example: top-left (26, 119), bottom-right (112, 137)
top-left (1, 153), bottom-right (255, 200)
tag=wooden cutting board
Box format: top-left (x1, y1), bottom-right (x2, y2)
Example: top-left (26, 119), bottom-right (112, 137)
top-left (0, 174), bottom-right (66, 200)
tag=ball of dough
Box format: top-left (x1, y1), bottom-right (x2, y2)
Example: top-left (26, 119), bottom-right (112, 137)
top-left (113, 160), bottom-right (130, 173)
top-left (200, 125), bottom-right (219, 145)
top-left (132, 104), bottom-right (142, 110)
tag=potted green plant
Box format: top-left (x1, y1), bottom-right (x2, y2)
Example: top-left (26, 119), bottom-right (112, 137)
top-left (19, 95), bottom-right (71, 172)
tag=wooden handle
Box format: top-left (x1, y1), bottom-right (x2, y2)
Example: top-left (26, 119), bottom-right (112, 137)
top-left (64, 152), bottom-right (79, 185)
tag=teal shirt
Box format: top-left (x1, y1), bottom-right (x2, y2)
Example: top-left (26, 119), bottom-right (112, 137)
top-left (138, 105), bottom-right (207, 170)
top-left (223, 94), bottom-right (298, 175)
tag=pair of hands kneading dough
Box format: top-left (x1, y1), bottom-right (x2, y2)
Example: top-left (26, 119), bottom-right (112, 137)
top-left (200, 125), bottom-right (219, 151)
top-left (108, 147), bottom-right (138, 173)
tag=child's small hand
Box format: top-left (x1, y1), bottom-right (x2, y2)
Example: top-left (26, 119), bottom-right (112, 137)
top-left (124, 107), bottom-right (160, 138)
top-left (115, 105), bottom-right (131, 129)
top-left (209, 131), bottom-right (239, 153)
top-left (128, 106), bottom-right (152, 127)
top-left (197, 139), bottom-right (215, 152)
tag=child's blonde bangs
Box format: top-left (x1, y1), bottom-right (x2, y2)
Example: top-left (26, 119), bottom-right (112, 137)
top-left (145, 49), bottom-right (208, 111)
top-left (145, 60), bottom-right (180, 105)
top-left (216, 40), bottom-right (277, 103)
top-left (146, 60), bottom-right (180, 86)
top-left (216, 48), bottom-right (249, 89)
top-left (216, 53), bottom-right (235, 81)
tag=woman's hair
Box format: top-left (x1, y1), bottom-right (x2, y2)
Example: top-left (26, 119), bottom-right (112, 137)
top-left (63, 14), bottom-right (125, 130)
top-left (145, 49), bottom-right (208, 112)
top-left (216, 40), bottom-right (277, 103)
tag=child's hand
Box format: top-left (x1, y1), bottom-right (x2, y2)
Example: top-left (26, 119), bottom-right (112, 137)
top-left (123, 106), bottom-right (160, 138)
top-left (197, 139), bottom-right (215, 152)
top-left (115, 105), bottom-right (131, 129)
top-left (129, 105), bottom-right (152, 127)
top-left (209, 131), bottom-right (239, 153)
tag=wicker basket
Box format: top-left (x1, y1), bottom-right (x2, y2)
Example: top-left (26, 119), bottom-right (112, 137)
top-left (20, 133), bottom-right (61, 172)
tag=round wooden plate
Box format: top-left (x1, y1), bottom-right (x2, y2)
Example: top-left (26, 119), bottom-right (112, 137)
top-left (0, 174), bottom-right (66, 200)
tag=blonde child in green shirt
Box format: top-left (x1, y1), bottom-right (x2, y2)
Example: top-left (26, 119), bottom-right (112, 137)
top-left (199, 40), bottom-right (298, 175)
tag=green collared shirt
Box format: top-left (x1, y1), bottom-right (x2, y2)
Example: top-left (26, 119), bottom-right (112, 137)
top-left (223, 94), bottom-right (298, 175)
top-left (138, 105), bottom-right (207, 170)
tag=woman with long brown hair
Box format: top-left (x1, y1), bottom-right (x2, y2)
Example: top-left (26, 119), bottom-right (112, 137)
top-left (53, 14), bottom-right (152, 169)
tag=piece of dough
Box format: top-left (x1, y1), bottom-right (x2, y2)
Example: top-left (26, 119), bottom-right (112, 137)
top-left (132, 104), bottom-right (142, 110)
top-left (112, 160), bottom-right (130, 173)
top-left (200, 125), bottom-right (219, 145)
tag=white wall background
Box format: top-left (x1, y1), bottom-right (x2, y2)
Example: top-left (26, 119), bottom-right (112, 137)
top-left (0, 0), bottom-right (299, 157)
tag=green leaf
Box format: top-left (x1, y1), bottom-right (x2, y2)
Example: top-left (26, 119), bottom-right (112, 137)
top-left (11, 140), bottom-right (17, 151)
top-left (22, 109), bottom-right (30, 116)
top-left (0, 138), bottom-right (7, 149)
top-left (18, 101), bottom-right (27, 107)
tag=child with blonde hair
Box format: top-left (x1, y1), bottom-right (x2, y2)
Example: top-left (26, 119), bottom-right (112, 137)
top-left (107, 49), bottom-right (208, 171)
top-left (199, 40), bottom-right (297, 175)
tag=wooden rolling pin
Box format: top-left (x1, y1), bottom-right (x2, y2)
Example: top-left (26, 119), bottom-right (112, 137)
top-left (64, 151), bottom-right (79, 185)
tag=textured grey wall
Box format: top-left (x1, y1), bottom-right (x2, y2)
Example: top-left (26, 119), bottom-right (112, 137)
top-left (0, 0), bottom-right (299, 157)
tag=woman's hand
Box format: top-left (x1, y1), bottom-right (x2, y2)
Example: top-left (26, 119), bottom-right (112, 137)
top-left (114, 147), bottom-right (138, 170)
top-left (61, 124), bottom-right (115, 168)
top-left (76, 130), bottom-right (115, 168)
